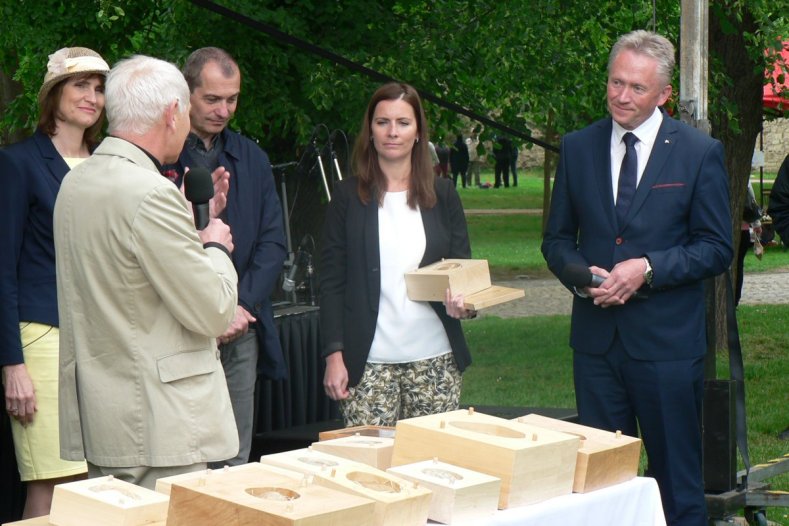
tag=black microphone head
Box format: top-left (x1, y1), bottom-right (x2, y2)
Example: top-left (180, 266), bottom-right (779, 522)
top-left (184, 167), bottom-right (214, 204)
top-left (560, 264), bottom-right (593, 288)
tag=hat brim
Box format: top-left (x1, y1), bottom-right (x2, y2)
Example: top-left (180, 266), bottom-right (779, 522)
top-left (38, 69), bottom-right (108, 106)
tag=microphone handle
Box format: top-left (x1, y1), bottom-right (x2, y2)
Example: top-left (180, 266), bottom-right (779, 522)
top-left (193, 203), bottom-right (210, 230)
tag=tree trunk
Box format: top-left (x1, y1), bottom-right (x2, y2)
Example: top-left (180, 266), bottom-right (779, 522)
top-left (707, 6), bottom-right (763, 361)
top-left (542, 109), bottom-right (559, 234)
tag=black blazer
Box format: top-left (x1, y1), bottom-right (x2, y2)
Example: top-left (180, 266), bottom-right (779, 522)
top-left (0, 130), bottom-right (68, 366)
top-left (319, 176), bottom-right (472, 386)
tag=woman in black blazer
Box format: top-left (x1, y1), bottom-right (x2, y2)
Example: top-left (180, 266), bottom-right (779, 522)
top-left (0, 47), bottom-right (109, 518)
top-left (320, 82), bottom-right (475, 427)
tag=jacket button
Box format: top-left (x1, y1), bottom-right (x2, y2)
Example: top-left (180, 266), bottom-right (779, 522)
top-left (615, 237), bottom-right (623, 245)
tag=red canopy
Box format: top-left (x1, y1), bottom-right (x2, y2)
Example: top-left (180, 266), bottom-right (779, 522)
top-left (764, 42), bottom-right (789, 111)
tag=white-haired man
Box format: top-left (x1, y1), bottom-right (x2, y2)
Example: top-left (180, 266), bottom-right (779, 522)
top-left (54, 55), bottom-right (239, 489)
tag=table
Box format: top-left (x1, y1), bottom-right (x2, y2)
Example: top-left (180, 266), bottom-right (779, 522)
top-left (3, 477), bottom-right (665, 526)
top-left (480, 477), bottom-right (666, 526)
top-left (255, 304), bottom-right (339, 434)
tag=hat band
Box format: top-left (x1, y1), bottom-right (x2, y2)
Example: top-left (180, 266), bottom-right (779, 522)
top-left (64, 55), bottom-right (110, 74)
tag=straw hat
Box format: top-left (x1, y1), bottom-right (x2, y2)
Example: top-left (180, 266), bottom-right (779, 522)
top-left (38, 47), bottom-right (110, 105)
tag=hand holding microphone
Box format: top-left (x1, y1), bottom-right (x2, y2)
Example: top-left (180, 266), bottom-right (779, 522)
top-left (561, 261), bottom-right (648, 306)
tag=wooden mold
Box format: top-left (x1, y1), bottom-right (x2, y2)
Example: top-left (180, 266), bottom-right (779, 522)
top-left (310, 434), bottom-right (395, 470)
top-left (319, 425), bottom-right (395, 442)
top-left (260, 447), bottom-right (361, 477)
top-left (312, 463), bottom-right (432, 526)
top-left (404, 259), bottom-right (525, 310)
top-left (2, 516), bottom-right (53, 526)
top-left (166, 462), bottom-right (375, 526)
top-left (49, 475), bottom-right (169, 526)
top-left (515, 413), bottom-right (642, 493)
top-left (391, 408), bottom-right (579, 508)
top-left (387, 458), bottom-right (500, 524)
top-left (155, 462), bottom-right (282, 496)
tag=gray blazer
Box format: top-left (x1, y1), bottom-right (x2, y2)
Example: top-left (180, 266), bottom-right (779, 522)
top-left (55, 137), bottom-right (239, 467)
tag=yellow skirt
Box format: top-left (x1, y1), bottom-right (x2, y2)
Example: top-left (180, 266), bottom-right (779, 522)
top-left (7, 323), bottom-right (86, 481)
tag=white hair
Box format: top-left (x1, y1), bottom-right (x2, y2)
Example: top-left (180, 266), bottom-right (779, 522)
top-left (105, 55), bottom-right (190, 135)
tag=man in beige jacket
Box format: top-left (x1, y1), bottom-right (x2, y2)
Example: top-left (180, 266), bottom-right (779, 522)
top-left (54, 55), bottom-right (239, 489)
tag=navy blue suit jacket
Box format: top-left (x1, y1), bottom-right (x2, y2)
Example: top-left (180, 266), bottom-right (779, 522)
top-left (0, 131), bottom-right (68, 366)
top-left (542, 113), bottom-right (733, 361)
top-left (173, 129), bottom-right (288, 379)
top-left (319, 177), bottom-right (472, 386)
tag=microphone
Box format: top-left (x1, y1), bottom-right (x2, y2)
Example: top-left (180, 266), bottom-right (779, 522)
top-left (560, 263), bottom-right (647, 299)
top-left (283, 235), bottom-right (311, 292)
top-left (561, 263), bottom-right (604, 289)
top-left (184, 167), bottom-right (214, 229)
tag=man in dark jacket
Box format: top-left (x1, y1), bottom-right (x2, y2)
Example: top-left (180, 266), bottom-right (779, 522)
top-left (170, 47), bottom-right (287, 465)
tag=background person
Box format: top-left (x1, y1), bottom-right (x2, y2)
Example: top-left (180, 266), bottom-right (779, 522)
top-left (542, 31), bottom-right (732, 526)
top-left (320, 82), bottom-right (475, 427)
top-left (166, 47), bottom-right (287, 467)
top-left (54, 55), bottom-right (239, 490)
top-left (0, 46), bottom-right (109, 518)
top-left (450, 133), bottom-right (469, 188)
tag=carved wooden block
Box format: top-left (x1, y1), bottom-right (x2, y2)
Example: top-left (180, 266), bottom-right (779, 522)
top-left (391, 408), bottom-right (579, 508)
top-left (318, 425), bottom-right (395, 442)
top-left (155, 462), bottom-right (278, 496)
top-left (515, 413), bottom-right (642, 493)
top-left (312, 463), bottom-right (432, 526)
top-left (310, 435), bottom-right (395, 470)
top-left (49, 476), bottom-right (168, 526)
top-left (166, 462), bottom-right (375, 526)
top-left (1, 516), bottom-right (53, 526)
top-left (404, 259), bottom-right (524, 310)
top-left (387, 459), bottom-right (500, 524)
top-left (260, 447), bottom-right (362, 477)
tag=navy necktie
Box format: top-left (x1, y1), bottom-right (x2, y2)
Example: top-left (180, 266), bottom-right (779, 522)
top-left (616, 132), bottom-right (639, 226)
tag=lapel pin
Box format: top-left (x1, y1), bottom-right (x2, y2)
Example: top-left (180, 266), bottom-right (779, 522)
top-left (664, 139), bottom-right (670, 144)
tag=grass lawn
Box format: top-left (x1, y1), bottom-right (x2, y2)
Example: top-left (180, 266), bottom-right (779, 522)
top-left (460, 167), bottom-right (789, 524)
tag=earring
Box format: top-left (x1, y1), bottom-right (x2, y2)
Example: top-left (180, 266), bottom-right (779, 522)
top-left (416, 137), bottom-right (420, 143)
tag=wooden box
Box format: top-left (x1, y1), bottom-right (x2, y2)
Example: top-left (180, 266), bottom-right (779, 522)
top-left (166, 462), bottom-right (375, 526)
top-left (391, 408), bottom-right (579, 508)
top-left (49, 476), bottom-right (169, 526)
top-left (404, 259), bottom-right (524, 310)
top-left (260, 447), bottom-right (361, 476)
top-left (312, 463), bottom-right (432, 526)
top-left (515, 413), bottom-right (642, 493)
top-left (319, 425), bottom-right (395, 442)
top-left (2, 517), bottom-right (52, 526)
top-left (387, 459), bottom-right (500, 524)
top-left (155, 462), bottom-right (276, 496)
top-left (310, 435), bottom-right (395, 470)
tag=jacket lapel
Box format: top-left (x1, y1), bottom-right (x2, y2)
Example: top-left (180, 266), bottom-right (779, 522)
top-left (364, 196), bottom-right (381, 312)
top-left (32, 130), bottom-right (69, 185)
top-left (593, 119), bottom-right (617, 232)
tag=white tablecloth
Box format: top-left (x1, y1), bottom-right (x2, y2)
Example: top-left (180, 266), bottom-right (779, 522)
top-left (478, 477), bottom-right (666, 526)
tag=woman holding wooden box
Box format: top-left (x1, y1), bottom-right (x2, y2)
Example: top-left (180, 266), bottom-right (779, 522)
top-left (319, 82), bottom-right (475, 427)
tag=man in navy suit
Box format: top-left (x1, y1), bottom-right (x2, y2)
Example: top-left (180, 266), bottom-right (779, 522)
top-left (542, 31), bottom-right (732, 525)
top-left (170, 47), bottom-right (287, 466)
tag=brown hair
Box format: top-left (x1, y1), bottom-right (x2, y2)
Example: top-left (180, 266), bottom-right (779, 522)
top-left (182, 47), bottom-right (239, 93)
top-left (37, 73), bottom-right (106, 149)
top-left (352, 82), bottom-right (436, 209)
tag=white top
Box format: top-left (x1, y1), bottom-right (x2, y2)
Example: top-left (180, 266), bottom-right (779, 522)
top-left (610, 107), bottom-right (663, 202)
top-left (368, 190), bottom-right (452, 363)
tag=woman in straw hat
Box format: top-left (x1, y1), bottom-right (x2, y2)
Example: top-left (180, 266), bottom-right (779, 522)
top-left (0, 46), bottom-right (109, 518)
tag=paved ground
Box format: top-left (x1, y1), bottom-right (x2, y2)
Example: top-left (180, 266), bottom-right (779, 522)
top-left (482, 271), bottom-right (789, 318)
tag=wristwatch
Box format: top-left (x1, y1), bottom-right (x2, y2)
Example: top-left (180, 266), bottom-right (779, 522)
top-left (642, 257), bottom-right (653, 286)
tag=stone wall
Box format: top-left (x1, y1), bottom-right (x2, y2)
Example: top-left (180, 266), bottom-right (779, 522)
top-left (760, 117), bottom-right (789, 173)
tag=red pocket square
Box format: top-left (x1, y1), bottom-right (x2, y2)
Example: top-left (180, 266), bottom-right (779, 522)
top-left (652, 182), bottom-right (685, 189)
